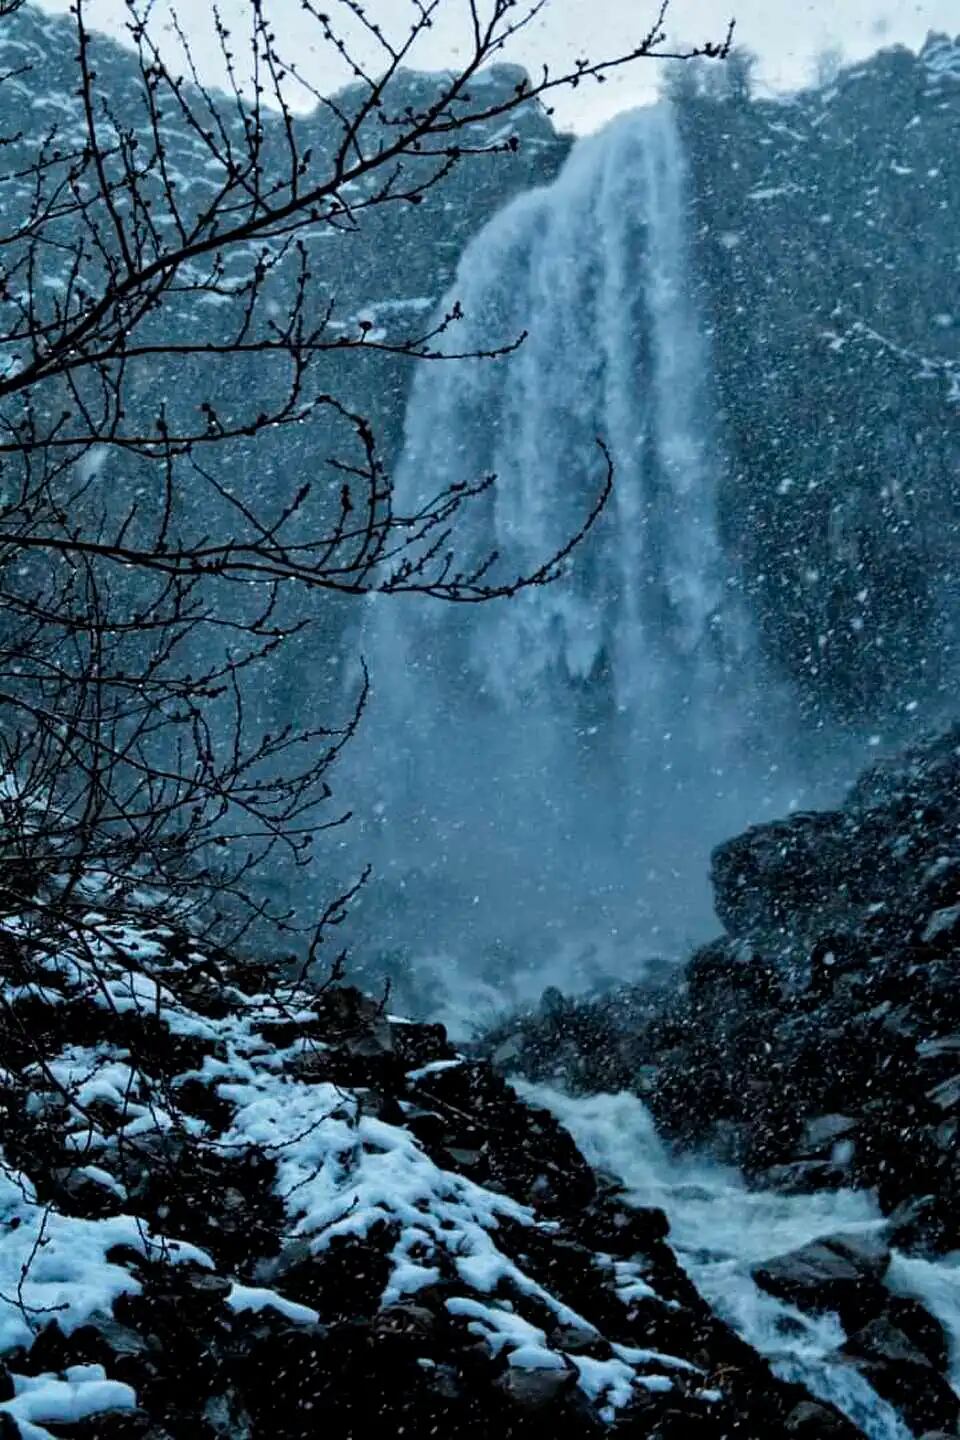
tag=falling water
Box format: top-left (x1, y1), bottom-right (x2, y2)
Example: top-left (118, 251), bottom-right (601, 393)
top-left (346, 103), bottom-right (831, 1020)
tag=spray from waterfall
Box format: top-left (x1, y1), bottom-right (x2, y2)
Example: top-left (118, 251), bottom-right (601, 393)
top-left (344, 103), bottom-right (835, 1023)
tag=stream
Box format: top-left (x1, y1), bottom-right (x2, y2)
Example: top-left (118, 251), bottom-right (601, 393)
top-left (519, 1085), bottom-right (960, 1439)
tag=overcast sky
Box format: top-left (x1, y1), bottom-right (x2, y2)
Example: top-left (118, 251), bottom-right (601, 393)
top-left (38, 0), bottom-right (960, 131)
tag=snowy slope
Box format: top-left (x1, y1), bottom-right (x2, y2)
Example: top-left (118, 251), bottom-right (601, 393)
top-left (0, 874), bottom-right (851, 1437)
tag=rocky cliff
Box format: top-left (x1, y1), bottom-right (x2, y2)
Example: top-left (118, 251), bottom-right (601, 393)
top-left (674, 36), bottom-right (960, 728)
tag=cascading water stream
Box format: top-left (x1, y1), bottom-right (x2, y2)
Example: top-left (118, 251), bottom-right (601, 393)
top-left (521, 1085), bottom-right (960, 1440)
top-left (346, 101), bottom-right (838, 1018)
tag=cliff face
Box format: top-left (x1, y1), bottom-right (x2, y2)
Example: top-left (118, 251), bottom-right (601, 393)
top-left (674, 36), bottom-right (960, 727)
top-left (489, 722), bottom-right (960, 1251)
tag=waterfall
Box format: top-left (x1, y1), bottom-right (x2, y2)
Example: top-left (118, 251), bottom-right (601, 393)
top-left (347, 103), bottom-right (823, 1020)
top-left (388, 103), bottom-right (729, 712)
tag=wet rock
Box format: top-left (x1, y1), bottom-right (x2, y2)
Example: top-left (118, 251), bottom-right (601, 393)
top-left (47, 1163), bottom-right (125, 1220)
top-left (887, 1193), bottom-right (956, 1255)
top-left (784, 1400), bottom-right (853, 1436)
top-left (851, 1352), bottom-right (960, 1437)
top-left (272, 1225), bottom-right (397, 1323)
top-left (798, 1114), bottom-right (857, 1156)
top-left (23, 1322), bottom-right (75, 1376)
top-left (831, 1276), bottom-right (960, 1433)
top-left (548, 1323), bottom-right (604, 1356)
top-left (710, 810), bottom-right (861, 940)
top-left (753, 1233), bottom-right (889, 1319)
top-left (390, 1020), bottom-right (454, 1071)
top-left (232, 1319), bottom-right (332, 1431)
top-left (496, 1363), bottom-right (576, 1410)
top-left (927, 1074), bottom-right (960, 1112)
top-left (374, 1303), bottom-right (438, 1345)
top-left (172, 1075), bottom-right (235, 1130)
top-left (880, 1296), bottom-right (951, 1373)
top-left (758, 1161), bottom-right (851, 1194)
top-left (842, 1315), bottom-right (933, 1369)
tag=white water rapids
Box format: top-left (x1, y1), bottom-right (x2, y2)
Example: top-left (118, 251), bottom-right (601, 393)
top-left (521, 1084), bottom-right (960, 1440)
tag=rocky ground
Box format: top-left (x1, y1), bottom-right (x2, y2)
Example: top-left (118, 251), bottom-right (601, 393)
top-left (487, 726), bottom-right (960, 1436)
top-left (0, 881), bottom-right (866, 1438)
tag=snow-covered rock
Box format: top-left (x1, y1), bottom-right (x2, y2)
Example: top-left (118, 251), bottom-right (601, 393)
top-left (0, 880), bottom-right (852, 1437)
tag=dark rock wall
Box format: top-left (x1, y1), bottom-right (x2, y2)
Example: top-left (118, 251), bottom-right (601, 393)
top-left (673, 37), bottom-right (960, 727)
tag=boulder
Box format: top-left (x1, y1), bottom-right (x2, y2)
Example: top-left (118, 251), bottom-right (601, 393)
top-left (798, 1114), bottom-right (857, 1156)
top-left (842, 1316), bottom-right (934, 1369)
top-left (496, 1364), bottom-right (577, 1411)
top-left (785, 1400), bottom-right (854, 1436)
top-left (881, 1296), bottom-right (951, 1373)
top-left (887, 1194), bottom-right (957, 1255)
top-left (850, 1355), bottom-right (960, 1437)
top-left (752, 1233), bottom-right (889, 1320)
top-left (711, 811), bottom-right (861, 939)
top-left (835, 1298), bottom-right (959, 1434)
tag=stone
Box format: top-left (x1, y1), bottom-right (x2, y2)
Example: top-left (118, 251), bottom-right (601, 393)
top-left (710, 811), bottom-right (858, 940)
top-left (375, 1304), bottom-right (437, 1344)
top-left (548, 1324), bottom-right (603, 1357)
top-left (821, 1233), bottom-right (890, 1279)
top-left (799, 1114), bottom-right (856, 1154)
top-left (445, 1146), bottom-right (485, 1170)
top-left (752, 1232), bottom-right (889, 1319)
top-left (841, 1317), bottom-right (932, 1369)
top-left (852, 1355), bottom-right (960, 1437)
top-left (759, 1161), bottom-right (850, 1194)
top-left (785, 1400), bottom-right (852, 1435)
top-left (887, 1194), bottom-right (953, 1254)
top-left (576, 1199), bottom-right (671, 1255)
top-left (496, 1364), bottom-right (576, 1410)
top-left (881, 1296), bottom-right (950, 1373)
top-left (918, 1035), bottom-right (960, 1061)
top-left (491, 1035), bottom-right (523, 1068)
top-left (927, 1074), bottom-right (960, 1112)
